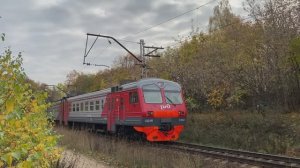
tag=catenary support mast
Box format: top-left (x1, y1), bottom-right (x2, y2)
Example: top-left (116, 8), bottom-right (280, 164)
top-left (83, 33), bottom-right (163, 78)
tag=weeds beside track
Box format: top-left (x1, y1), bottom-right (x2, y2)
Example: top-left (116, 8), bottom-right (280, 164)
top-left (157, 142), bottom-right (300, 168)
top-left (56, 126), bottom-right (300, 167)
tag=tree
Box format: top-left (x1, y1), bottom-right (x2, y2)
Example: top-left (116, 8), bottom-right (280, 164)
top-left (0, 49), bottom-right (60, 167)
top-left (60, 0), bottom-right (300, 112)
top-left (244, 0), bottom-right (300, 110)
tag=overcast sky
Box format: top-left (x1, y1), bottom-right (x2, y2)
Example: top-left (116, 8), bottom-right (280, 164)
top-left (0, 0), bottom-right (245, 84)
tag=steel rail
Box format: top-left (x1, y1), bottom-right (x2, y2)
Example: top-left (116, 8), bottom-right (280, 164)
top-left (158, 141), bottom-right (300, 168)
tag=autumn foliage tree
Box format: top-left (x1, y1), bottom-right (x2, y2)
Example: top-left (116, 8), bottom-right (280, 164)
top-left (0, 49), bottom-right (60, 167)
top-left (149, 0), bottom-right (300, 111)
top-left (63, 0), bottom-right (300, 112)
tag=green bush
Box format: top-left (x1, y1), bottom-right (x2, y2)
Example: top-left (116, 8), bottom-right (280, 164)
top-left (181, 112), bottom-right (300, 155)
top-left (0, 50), bottom-right (61, 167)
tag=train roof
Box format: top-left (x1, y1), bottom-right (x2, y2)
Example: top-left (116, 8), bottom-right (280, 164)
top-left (122, 78), bottom-right (181, 89)
top-left (67, 78), bottom-right (180, 101)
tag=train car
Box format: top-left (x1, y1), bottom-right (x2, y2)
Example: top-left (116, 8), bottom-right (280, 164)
top-left (51, 78), bottom-right (187, 141)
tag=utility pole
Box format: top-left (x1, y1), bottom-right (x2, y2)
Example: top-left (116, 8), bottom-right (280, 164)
top-left (140, 39), bottom-right (145, 78)
top-left (83, 33), bottom-right (163, 79)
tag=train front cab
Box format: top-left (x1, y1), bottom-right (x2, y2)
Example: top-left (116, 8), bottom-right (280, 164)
top-left (133, 80), bottom-right (187, 141)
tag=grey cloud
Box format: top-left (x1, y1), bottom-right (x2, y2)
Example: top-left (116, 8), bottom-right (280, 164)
top-left (0, 0), bottom-right (242, 84)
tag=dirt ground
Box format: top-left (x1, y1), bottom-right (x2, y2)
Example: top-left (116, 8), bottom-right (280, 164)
top-left (59, 149), bottom-right (260, 168)
top-left (59, 150), bottom-right (111, 168)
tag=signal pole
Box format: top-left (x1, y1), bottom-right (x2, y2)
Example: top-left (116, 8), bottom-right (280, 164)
top-left (140, 39), bottom-right (145, 78)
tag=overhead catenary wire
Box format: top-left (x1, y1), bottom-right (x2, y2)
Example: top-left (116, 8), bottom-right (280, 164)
top-left (161, 0), bottom-right (294, 48)
top-left (122, 0), bottom-right (219, 40)
top-left (166, 15), bottom-right (253, 48)
top-left (85, 0), bottom-right (249, 67)
top-left (83, 34), bottom-right (141, 67)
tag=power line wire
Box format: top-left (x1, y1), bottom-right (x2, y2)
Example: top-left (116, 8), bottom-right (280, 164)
top-left (123, 0), bottom-right (218, 39)
top-left (166, 15), bottom-right (253, 48)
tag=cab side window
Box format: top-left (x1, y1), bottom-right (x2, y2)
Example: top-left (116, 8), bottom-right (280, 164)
top-left (129, 92), bottom-right (138, 104)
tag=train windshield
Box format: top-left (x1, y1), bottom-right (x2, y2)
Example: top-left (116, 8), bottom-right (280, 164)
top-left (142, 84), bottom-right (163, 103)
top-left (165, 84), bottom-right (183, 104)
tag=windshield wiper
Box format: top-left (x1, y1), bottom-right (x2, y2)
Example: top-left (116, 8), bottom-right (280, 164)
top-left (165, 96), bottom-right (176, 107)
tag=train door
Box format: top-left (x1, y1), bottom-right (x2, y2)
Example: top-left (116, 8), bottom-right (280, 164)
top-left (107, 94), bottom-right (119, 132)
top-left (114, 94), bottom-right (121, 125)
top-left (129, 90), bottom-right (139, 114)
top-left (63, 98), bottom-right (69, 126)
top-left (107, 95), bottom-right (113, 132)
top-left (59, 99), bottom-right (64, 125)
top-left (60, 97), bottom-right (69, 126)
top-left (119, 93), bottom-right (125, 122)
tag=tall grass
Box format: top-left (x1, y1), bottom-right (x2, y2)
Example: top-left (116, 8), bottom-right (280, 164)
top-left (56, 127), bottom-right (205, 168)
top-left (181, 112), bottom-right (300, 156)
top-left (56, 127), bottom-right (244, 168)
top-left (51, 151), bottom-right (80, 168)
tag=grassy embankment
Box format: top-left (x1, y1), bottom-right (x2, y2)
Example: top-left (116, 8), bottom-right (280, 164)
top-left (55, 112), bottom-right (300, 167)
top-left (56, 127), bottom-right (204, 167)
top-left (56, 127), bottom-right (242, 168)
top-left (181, 112), bottom-right (300, 156)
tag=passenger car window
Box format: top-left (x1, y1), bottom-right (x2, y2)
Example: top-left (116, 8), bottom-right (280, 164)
top-left (76, 103), bottom-right (80, 111)
top-left (95, 100), bottom-right (100, 110)
top-left (90, 101), bottom-right (94, 111)
top-left (72, 103), bottom-right (76, 112)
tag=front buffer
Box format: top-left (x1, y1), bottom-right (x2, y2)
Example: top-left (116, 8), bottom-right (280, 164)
top-left (133, 110), bottom-right (186, 141)
top-left (134, 125), bottom-right (184, 141)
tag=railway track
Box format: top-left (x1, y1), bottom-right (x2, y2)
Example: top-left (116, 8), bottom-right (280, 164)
top-left (157, 141), bottom-right (300, 168)
top-left (60, 127), bottom-right (300, 167)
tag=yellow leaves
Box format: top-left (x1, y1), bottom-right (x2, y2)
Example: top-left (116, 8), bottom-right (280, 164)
top-left (34, 143), bottom-right (45, 152)
top-left (0, 49), bottom-right (61, 167)
top-left (207, 86), bottom-right (226, 109)
top-left (0, 115), bottom-right (5, 125)
top-left (31, 100), bottom-right (38, 112)
top-left (17, 161), bottom-right (32, 168)
top-left (13, 120), bottom-right (22, 130)
top-left (1, 154), bottom-right (13, 167)
top-left (5, 98), bottom-right (14, 113)
top-left (46, 136), bottom-right (54, 144)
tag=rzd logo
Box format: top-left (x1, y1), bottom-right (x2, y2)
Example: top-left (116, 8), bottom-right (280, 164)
top-left (160, 104), bottom-right (171, 110)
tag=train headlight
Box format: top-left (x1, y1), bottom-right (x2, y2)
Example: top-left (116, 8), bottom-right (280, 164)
top-left (147, 111), bottom-right (154, 117)
top-left (178, 111), bottom-right (185, 116)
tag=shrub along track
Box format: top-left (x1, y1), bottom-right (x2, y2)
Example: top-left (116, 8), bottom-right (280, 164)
top-left (154, 141), bottom-right (300, 168)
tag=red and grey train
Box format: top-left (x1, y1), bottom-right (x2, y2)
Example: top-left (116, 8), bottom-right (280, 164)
top-left (50, 78), bottom-right (187, 141)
